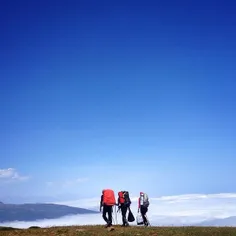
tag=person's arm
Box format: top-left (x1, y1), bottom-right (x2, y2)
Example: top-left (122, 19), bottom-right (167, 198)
top-left (100, 195), bottom-right (103, 212)
top-left (117, 196), bottom-right (120, 210)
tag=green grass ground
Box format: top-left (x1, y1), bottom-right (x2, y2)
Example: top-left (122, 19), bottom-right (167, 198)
top-left (1, 225), bottom-right (236, 236)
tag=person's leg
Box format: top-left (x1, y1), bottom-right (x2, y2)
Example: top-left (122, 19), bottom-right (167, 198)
top-left (121, 205), bottom-right (129, 226)
top-left (141, 206), bottom-right (148, 225)
top-left (144, 207), bottom-right (149, 226)
top-left (124, 206), bottom-right (129, 226)
top-left (107, 206), bottom-right (113, 226)
top-left (102, 205), bottom-right (109, 225)
top-left (121, 205), bottom-right (126, 226)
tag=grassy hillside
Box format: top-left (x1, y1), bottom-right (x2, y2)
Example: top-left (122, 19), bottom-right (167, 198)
top-left (1, 225), bottom-right (236, 235)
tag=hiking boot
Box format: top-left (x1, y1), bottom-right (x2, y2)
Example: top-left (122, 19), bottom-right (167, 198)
top-left (143, 222), bottom-right (147, 227)
top-left (107, 221), bottom-right (112, 227)
top-left (122, 223), bottom-right (129, 227)
top-left (104, 221), bottom-right (112, 228)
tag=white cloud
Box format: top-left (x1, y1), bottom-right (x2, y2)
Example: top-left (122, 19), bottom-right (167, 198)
top-left (75, 178), bottom-right (89, 183)
top-left (52, 192), bottom-right (236, 226)
top-left (2, 193), bottom-right (236, 228)
top-left (0, 213), bottom-right (103, 229)
top-left (62, 178), bottom-right (89, 188)
top-left (46, 178), bottom-right (89, 188)
top-left (0, 168), bottom-right (29, 182)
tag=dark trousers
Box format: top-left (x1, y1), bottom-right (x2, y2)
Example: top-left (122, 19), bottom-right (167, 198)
top-left (102, 205), bottom-right (113, 225)
top-left (140, 206), bottom-right (148, 225)
top-left (120, 204), bottom-right (129, 225)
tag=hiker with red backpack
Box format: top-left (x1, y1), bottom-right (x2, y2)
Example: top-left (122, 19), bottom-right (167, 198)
top-left (100, 189), bottom-right (116, 227)
top-left (117, 191), bottom-right (132, 226)
top-left (138, 192), bottom-right (150, 226)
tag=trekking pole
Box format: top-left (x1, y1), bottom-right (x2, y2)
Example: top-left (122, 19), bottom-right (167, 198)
top-left (115, 205), bottom-right (118, 225)
top-left (112, 206), bottom-right (116, 224)
top-left (111, 206), bottom-right (115, 225)
top-left (112, 215), bottom-right (115, 225)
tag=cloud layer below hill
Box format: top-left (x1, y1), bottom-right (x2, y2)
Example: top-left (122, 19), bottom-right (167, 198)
top-left (1, 193), bottom-right (236, 228)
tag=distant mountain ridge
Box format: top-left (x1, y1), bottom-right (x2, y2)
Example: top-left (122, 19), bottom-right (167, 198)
top-left (196, 216), bottom-right (236, 226)
top-left (0, 202), bottom-right (98, 222)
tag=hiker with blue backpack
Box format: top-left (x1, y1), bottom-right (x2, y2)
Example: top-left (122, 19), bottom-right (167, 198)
top-left (138, 192), bottom-right (150, 226)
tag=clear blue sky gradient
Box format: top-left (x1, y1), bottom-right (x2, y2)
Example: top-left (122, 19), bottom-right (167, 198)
top-left (1, 0), bottom-right (236, 201)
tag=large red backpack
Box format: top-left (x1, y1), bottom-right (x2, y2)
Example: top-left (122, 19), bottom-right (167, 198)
top-left (118, 191), bottom-right (131, 206)
top-left (103, 189), bottom-right (116, 206)
top-left (118, 191), bottom-right (125, 204)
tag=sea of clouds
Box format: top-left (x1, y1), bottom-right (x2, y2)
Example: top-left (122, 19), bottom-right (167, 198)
top-left (1, 193), bottom-right (236, 228)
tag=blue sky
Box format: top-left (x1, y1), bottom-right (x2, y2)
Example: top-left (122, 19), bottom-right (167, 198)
top-left (0, 0), bottom-right (236, 203)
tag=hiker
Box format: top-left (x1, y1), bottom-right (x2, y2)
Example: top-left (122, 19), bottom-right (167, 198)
top-left (117, 191), bottom-right (131, 226)
top-left (138, 191), bottom-right (150, 226)
top-left (100, 189), bottom-right (116, 227)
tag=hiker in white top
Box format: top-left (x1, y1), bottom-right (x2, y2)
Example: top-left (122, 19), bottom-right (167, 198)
top-left (138, 192), bottom-right (150, 226)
